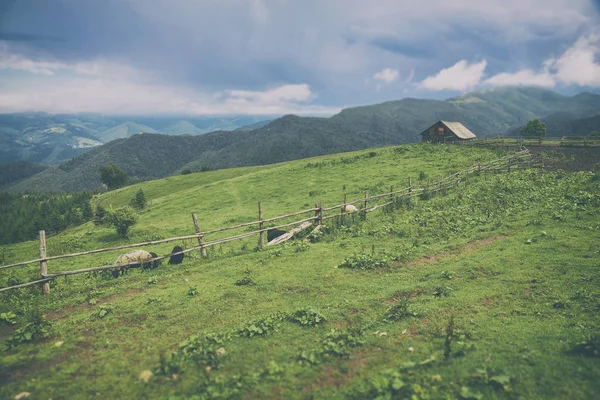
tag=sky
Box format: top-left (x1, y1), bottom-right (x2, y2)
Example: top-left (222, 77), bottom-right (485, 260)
top-left (0, 0), bottom-right (599, 115)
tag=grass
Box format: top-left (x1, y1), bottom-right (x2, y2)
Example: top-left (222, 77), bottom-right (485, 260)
top-left (1, 143), bottom-right (599, 399)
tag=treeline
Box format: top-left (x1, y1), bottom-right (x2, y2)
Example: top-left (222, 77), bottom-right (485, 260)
top-left (0, 192), bottom-right (93, 245)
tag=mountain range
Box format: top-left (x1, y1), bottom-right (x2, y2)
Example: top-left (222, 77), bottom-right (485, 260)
top-left (2, 86), bottom-right (600, 193)
top-left (0, 114), bottom-right (274, 164)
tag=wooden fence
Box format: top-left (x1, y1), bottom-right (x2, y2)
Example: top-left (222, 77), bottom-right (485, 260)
top-left (0, 149), bottom-right (532, 294)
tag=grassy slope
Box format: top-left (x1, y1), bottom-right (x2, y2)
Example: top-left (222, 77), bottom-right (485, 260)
top-left (1, 144), bottom-right (599, 399)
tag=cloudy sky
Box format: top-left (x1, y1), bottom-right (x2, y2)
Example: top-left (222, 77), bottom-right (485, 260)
top-left (1, 0), bottom-right (599, 115)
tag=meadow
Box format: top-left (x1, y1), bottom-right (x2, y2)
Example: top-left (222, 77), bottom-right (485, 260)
top-left (1, 143), bottom-right (599, 399)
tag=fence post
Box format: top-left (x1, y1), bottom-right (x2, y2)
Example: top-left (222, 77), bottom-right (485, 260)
top-left (318, 200), bottom-right (323, 225)
top-left (389, 185), bottom-right (394, 203)
top-left (408, 177), bottom-right (412, 196)
top-left (455, 172), bottom-right (460, 186)
top-left (258, 201), bottom-right (264, 250)
top-left (363, 191), bottom-right (368, 220)
top-left (342, 193), bottom-right (347, 215)
top-left (192, 213), bottom-right (207, 257)
top-left (478, 161), bottom-right (481, 174)
top-left (508, 157), bottom-right (512, 173)
top-left (39, 230), bottom-right (49, 295)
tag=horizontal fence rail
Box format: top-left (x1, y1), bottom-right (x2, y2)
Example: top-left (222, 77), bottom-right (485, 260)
top-left (0, 149), bottom-right (532, 294)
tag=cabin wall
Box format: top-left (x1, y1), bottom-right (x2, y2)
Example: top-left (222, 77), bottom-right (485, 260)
top-left (421, 122), bottom-right (461, 143)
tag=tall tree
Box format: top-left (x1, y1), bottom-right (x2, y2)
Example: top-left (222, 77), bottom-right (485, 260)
top-left (99, 163), bottom-right (128, 190)
top-left (521, 119), bottom-right (547, 146)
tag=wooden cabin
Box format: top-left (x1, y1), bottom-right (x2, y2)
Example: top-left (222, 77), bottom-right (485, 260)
top-left (420, 121), bottom-right (476, 143)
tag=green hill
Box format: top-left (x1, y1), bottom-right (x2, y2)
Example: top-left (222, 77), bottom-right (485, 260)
top-left (1, 144), bottom-right (599, 399)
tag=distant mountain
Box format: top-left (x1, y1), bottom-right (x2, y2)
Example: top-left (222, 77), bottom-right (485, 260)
top-left (96, 122), bottom-right (158, 142)
top-left (0, 161), bottom-right (48, 187)
top-left (234, 119), bottom-right (273, 131)
top-left (0, 114), bottom-right (274, 164)
top-left (5, 87), bottom-right (600, 192)
top-left (162, 120), bottom-right (205, 135)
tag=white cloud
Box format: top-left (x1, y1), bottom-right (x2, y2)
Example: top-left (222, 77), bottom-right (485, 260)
top-left (420, 60), bottom-right (487, 91)
top-left (372, 68), bottom-right (399, 83)
top-left (484, 69), bottom-right (555, 87)
top-left (226, 84), bottom-right (313, 103)
top-left (484, 32), bottom-right (600, 88)
top-left (550, 33), bottom-right (600, 86)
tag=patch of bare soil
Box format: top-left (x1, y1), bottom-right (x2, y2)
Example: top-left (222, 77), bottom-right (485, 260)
top-left (394, 235), bottom-right (507, 268)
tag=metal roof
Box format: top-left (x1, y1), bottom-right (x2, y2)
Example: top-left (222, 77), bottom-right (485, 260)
top-left (420, 121), bottom-right (477, 139)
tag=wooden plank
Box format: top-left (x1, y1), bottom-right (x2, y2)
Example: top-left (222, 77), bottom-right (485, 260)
top-left (267, 221), bottom-right (312, 246)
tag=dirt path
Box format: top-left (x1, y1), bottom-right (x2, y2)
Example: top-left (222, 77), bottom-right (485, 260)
top-left (395, 235), bottom-right (507, 268)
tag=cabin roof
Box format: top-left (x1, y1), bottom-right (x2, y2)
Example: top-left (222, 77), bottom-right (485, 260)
top-left (420, 121), bottom-right (477, 139)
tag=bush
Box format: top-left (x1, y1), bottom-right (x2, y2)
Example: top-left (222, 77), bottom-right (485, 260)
top-left (5, 309), bottom-right (52, 348)
top-left (287, 308), bottom-right (326, 327)
top-left (104, 206), bottom-right (137, 237)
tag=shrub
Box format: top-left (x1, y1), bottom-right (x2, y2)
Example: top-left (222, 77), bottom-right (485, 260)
top-left (104, 206), bottom-right (137, 237)
top-left (130, 189), bottom-right (147, 210)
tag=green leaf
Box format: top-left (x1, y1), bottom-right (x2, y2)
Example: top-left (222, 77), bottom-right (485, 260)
top-left (392, 378), bottom-right (405, 390)
top-left (490, 375), bottom-right (511, 385)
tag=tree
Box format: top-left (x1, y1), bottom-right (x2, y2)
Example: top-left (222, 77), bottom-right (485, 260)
top-left (104, 206), bottom-right (137, 237)
top-left (520, 119), bottom-right (547, 145)
top-left (130, 189), bottom-right (147, 210)
top-left (99, 163), bottom-right (128, 190)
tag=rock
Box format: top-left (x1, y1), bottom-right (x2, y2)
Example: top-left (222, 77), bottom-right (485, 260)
top-left (14, 393), bottom-right (31, 400)
top-left (216, 347), bottom-right (226, 356)
top-left (138, 370), bottom-right (153, 383)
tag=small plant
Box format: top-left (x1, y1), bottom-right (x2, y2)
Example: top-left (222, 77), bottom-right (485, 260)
top-left (287, 308), bottom-right (326, 327)
top-left (321, 328), bottom-right (364, 358)
top-left (293, 241), bottom-right (310, 252)
top-left (187, 287), bottom-right (199, 297)
top-left (181, 167), bottom-right (192, 175)
top-left (441, 270), bottom-right (454, 280)
top-left (235, 269), bottom-right (256, 286)
top-left (5, 309), bottom-right (52, 348)
top-left (156, 333), bottom-right (229, 376)
top-left (337, 253), bottom-right (389, 270)
top-left (147, 276), bottom-right (158, 285)
top-left (146, 297), bottom-right (160, 305)
top-left (384, 297), bottom-right (417, 322)
top-left (433, 286), bottom-right (453, 297)
top-left (237, 315), bottom-right (281, 338)
top-left (0, 311), bottom-right (17, 325)
top-left (94, 305), bottom-right (113, 319)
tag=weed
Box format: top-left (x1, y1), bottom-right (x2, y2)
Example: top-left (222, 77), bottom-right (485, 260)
top-left (0, 311), bottom-right (17, 325)
top-left (433, 286), bottom-right (453, 297)
top-left (235, 269), bottom-right (257, 286)
top-left (237, 315), bottom-right (281, 338)
top-left (293, 241), bottom-right (311, 252)
top-left (187, 287), bottom-right (198, 297)
top-left (157, 333), bottom-right (229, 375)
top-left (441, 270), bottom-right (454, 280)
top-left (337, 253), bottom-right (389, 270)
top-left (384, 296), bottom-right (417, 322)
top-left (147, 276), bottom-right (158, 285)
top-left (286, 308), bottom-right (326, 327)
top-left (146, 297), bottom-right (160, 305)
top-left (5, 309), bottom-right (52, 348)
top-left (93, 305), bottom-right (113, 319)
